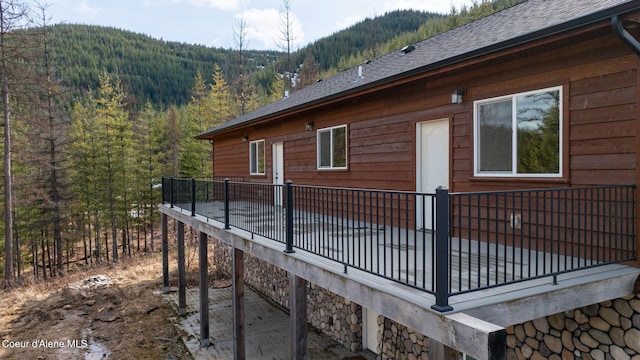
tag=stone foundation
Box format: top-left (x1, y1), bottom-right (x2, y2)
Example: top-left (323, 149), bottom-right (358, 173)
top-left (380, 317), bottom-right (430, 360)
top-left (506, 294), bottom-right (640, 360)
top-left (308, 283), bottom-right (363, 352)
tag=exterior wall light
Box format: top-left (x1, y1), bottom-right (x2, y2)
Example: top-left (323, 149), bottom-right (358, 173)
top-left (451, 87), bottom-right (466, 104)
top-left (305, 121), bottom-right (314, 131)
top-left (242, 135), bottom-right (249, 142)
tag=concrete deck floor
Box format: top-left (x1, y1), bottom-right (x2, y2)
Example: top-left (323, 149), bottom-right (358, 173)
top-left (163, 286), bottom-right (370, 360)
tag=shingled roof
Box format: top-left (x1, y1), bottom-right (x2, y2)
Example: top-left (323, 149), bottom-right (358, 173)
top-left (198, 0), bottom-right (640, 138)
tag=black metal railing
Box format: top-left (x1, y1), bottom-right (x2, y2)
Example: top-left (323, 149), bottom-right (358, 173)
top-left (447, 186), bottom-right (636, 295)
top-left (161, 177), bottom-right (636, 311)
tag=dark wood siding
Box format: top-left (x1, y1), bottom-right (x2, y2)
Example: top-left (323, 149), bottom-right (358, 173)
top-left (451, 32), bottom-right (637, 192)
top-left (212, 31), bottom-right (637, 194)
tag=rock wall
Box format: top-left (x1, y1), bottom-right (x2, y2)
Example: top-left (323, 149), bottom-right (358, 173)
top-left (380, 317), bottom-right (430, 360)
top-left (506, 294), bottom-right (640, 360)
top-left (377, 295), bottom-right (640, 360)
top-left (209, 236), bottom-right (362, 352)
top-left (307, 283), bottom-right (363, 352)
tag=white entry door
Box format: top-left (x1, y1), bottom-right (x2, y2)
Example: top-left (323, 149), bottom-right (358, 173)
top-left (272, 142), bottom-right (284, 206)
top-left (416, 119), bottom-right (449, 230)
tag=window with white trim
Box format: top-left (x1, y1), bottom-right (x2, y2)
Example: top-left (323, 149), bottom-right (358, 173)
top-left (317, 125), bottom-right (347, 169)
top-left (474, 86), bottom-right (562, 177)
top-left (249, 139), bottom-right (265, 175)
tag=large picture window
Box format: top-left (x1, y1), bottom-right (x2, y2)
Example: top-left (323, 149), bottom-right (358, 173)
top-left (317, 125), bottom-right (347, 169)
top-left (474, 86), bottom-right (562, 177)
top-left (249, 139), bottom-right (265, 175)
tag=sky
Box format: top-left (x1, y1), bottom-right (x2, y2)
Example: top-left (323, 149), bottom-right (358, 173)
top-left (44, 0), bottom-right (477, 51)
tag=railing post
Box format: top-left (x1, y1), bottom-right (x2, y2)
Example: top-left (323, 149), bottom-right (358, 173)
top-left (161, 176), bottom-right (166, 204)
top-left (285, 180), bottom-right (295, 253)
top-left (169, 177), bottom-right (174, 208)
top-left (431, 186), bottom-right (453, 312)
top-left (224, 178), bottom-right (231, 229)
top-left (191, 177), bottom-right (196, 216)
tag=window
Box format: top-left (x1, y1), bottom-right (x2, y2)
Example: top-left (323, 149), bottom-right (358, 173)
top-left (474, 86), bottom-right (562, 177)
top-left (317, 125), bottom-right (347, 169)
top-left (249, 140), bottom-right (265, 175)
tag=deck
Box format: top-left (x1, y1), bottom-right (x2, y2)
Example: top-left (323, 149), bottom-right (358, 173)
top-left (161, 200), bottom-right (639, 360)
top-left (161, 180), bottom-right (639, 359)
top-left (187, 199), bottom-right (632, 296)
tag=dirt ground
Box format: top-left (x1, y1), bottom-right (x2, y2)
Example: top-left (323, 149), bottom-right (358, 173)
top-left (0, 251), bottom-right (200, 360)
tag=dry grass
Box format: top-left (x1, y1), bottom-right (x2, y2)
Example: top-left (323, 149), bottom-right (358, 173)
top-left (0, 251), bottom-right (192, 360)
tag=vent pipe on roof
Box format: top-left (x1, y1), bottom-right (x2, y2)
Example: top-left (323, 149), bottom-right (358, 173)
top-left (284, 90), bottom-right (289, 99)
top-left (357, 65), bottom-right (363, 79)
top-left (612, 15), bottom-right (640, 57)
top-left (401, 44), bottom-right (416, 54)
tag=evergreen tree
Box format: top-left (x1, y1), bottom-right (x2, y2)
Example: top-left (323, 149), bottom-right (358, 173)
top-left (180, 72), bottom-right (209, 177)
top-left (69, 94), bottom-right (101, 263)
top-left (132, 102), bottom-right (162, 252)
top-left (269, 71), bottom-right (285, 103)
top-left (92, 72), bottom-right (132, 262)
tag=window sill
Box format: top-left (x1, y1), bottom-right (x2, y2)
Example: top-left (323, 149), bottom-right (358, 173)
top-left (469, 176), bottom-right (569, 185)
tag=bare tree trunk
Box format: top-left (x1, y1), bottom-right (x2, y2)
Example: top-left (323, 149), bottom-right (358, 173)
top-left (13, 209), bottom-right (19, 277)
top-left (46, 238), bottom-right (52, 278)
top-left (278, 0), bottom-right (296, 93)
top-left (87, 219), bottom-right (92, 265)
top-left (104, 230), bottom-right (109, 262)
top-left (94, 209), bottom-right (100, 262)
top-left (65, 238), bottom-right (70, 272)
top-left (150, 205), bottom-right (154, 253)
top-left (31, 237), bottom-right (37, 278)
top-left (40, 234), bottom-right (46, 279)
top-left (81, 216), bottom-right (88, 265)
top-left (2, 38), bottom-right (13, 281)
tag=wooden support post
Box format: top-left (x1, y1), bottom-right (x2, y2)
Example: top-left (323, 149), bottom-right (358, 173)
top-left (199, 231), bottom-right (210, 347)
top-left (290, 273), bottom-right (308, 360)
top-left (177, 221), bottom-right (186, 315)
top-left (162, 214), bottom-right (169, 293)
top-left (232, 247), bottom-right (245, 360)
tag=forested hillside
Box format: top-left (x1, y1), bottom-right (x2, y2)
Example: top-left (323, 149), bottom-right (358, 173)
top-left (0, 0), bottom-right (523, 282)
top-left (44, 10), bottom-right (441, 109)
top-left (47, 24), bottom-right (281, 108)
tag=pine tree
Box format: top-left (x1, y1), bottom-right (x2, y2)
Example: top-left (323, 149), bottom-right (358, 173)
top-left (181, 65), bottom-right (234, 178)
top-left (269, 71), bottom-right (286, 103)
top-left (92, 72), bottom-right (132, 263)
top-left (132, 102), bottom-right (162, 252)
top-left (69, 95), bottom-right (101, 263)
top-left (180, 72), bottom-right (209, 177)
